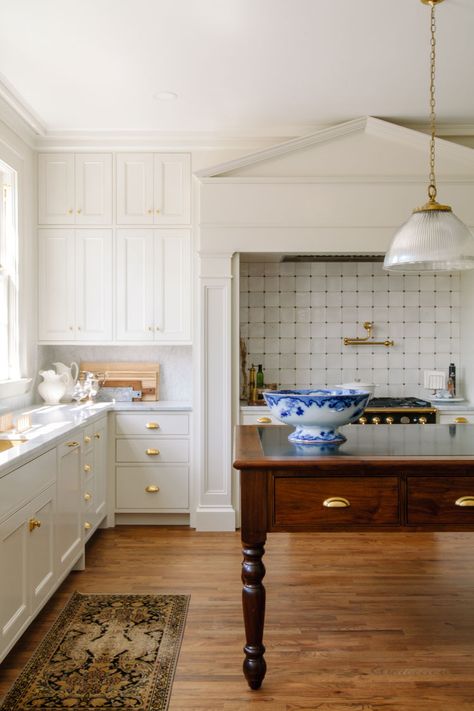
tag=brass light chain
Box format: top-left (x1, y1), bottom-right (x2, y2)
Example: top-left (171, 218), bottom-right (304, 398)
top-left (428, 1), bottom-right (437, 202)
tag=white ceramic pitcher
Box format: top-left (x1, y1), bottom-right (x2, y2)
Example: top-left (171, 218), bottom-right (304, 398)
top-left (53, 361), bottom-right (79, 402)
top-left (38, 370), bottom-right (68, 404)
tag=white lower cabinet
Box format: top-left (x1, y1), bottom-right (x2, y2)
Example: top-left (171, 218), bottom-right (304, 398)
top-left (115, 411), bottom-right (190, 513)
top-left (0, 450), bottom-right (56, 661)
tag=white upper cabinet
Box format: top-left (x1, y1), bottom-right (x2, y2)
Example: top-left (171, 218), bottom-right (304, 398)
top-left (38, 153), bottom-right (112, 225)
top-left (116, 153), bottom-right (190, 225)
top-left (116, 229), bottom-right (191, 343)
top-left (39, 229), bottom-right (113, 342)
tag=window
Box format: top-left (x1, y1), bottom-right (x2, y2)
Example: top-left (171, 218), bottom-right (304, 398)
top-left (0, 160), bottom-right (19, 382)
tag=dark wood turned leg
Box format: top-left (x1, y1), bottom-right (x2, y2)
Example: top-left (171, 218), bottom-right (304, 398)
top-left (241, 541), bottom-right (266, 689)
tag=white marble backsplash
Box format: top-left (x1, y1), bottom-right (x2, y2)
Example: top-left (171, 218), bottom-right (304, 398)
top-left (38, 345), bottom-right (192, 402)
top-left (240, 261), bottom-right (461, 398)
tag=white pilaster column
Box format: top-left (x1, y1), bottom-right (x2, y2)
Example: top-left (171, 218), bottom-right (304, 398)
top-left (194, 253), bottom-right (236, 531)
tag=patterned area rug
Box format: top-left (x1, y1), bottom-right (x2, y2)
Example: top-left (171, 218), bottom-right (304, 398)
top-left (0, 592), bottom-right (190, 711)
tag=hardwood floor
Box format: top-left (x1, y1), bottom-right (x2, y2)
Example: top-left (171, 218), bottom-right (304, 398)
top-left (1, 527), bottom-right (474, 710)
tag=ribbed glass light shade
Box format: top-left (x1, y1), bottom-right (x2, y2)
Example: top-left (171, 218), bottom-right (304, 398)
top-left (384, 208), bottom-right (474, 272)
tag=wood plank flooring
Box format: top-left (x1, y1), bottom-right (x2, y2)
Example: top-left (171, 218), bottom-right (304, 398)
top-left (1, 527), bottom-right (474, 710)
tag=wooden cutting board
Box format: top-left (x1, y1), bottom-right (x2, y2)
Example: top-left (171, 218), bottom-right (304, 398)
top-left (80, 362), bottom-right (160, 401)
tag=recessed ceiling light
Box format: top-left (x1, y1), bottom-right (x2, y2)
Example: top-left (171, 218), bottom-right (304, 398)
top-left (153, 91), bottom-right (178, 101)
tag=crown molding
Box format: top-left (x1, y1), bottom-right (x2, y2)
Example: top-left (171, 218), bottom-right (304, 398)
top-left (0, 75), bottom-right (46, 146)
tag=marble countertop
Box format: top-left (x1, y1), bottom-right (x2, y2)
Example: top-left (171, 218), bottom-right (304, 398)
top-left (0, 400), bottom-right (192, 478)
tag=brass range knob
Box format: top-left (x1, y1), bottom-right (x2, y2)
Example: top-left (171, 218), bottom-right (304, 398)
top-left (358, 416), bottom-right (367, 425)
top-left (385, 416), bottom-right (394, 425)
top-left (29, 518), bottom-right (42, 532)
top-left (419, 416), bottom-right (427, 425)
top-left (371, 416), bottom-right (381, 425)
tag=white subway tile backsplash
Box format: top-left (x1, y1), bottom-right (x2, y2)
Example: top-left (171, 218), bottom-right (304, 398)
top-left (241, 260), bottom-right (460, 395)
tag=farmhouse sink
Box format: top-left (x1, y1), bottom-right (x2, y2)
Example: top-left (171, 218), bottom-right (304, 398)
top-left (0, 438), bottom-right (27, 453)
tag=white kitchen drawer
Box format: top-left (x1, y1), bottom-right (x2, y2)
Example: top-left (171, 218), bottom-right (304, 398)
top-left (116, 438), bottom-right (189, 463)
top-left (116, 466), bottom-right (189, 510)
top-left (438, 413), bottom-right (474, 424)
top-left (115, 413), bottom-right (189, 436)
top-left (0, 449), bottom-right (56, 521)
top-left (241, 412), bottom-right (283, 426)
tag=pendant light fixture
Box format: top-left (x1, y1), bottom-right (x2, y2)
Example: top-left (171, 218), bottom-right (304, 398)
top-left (383, 0), bottom-right (474, 272)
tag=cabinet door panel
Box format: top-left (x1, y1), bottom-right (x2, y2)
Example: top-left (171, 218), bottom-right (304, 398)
top-left (116, 154), bottom-right (154, 224)
top-left (38, 154), bottom-right (75, 224)
top-left (116, 230), bottom-right (154, 341)
top-left (92, 418), bottom-right (108, 523)
top-left (0, 507), bottom-right (29, 655)
top-left (38, 229), bottom-right (75, 341)
top-left (75, 154), bottom-right (112, 225)
top-left (28, 486), bottom-right (56, 613)
top-left (154, 230), bottom-right (191, 342)
top-left (154, 154), bottom-right (190, 225)
top-left (56, 442), bottom-right (83, 576)
top-left (75, 230), bottom-right (112, 341)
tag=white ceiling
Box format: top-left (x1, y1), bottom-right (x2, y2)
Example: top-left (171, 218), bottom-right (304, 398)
top-left (0, 0), bottom-right (473, 135)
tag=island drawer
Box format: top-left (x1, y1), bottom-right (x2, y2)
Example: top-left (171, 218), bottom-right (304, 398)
top-left (271, 475), bottom-right (400, 529)
top-left (115, 413), bottom-right (189, 436)
top-left (407, 476), bottom-right (474, 524)
top-left (116, 438), bottom-right (189, 464)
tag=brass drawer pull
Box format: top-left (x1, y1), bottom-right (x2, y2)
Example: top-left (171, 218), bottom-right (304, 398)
top-left (84, 521), bottom-right (92, 530)
top-left (146, 448), bottom-right (160, 456)
top-left (145, 485), bottom-right (160, 493)
top-left (323, 497), bottom-right (351, 508)
top-left (146, 422), bottom-right (159, 429)
top-left (455, 496), bottom-right (474, 507)
top-left (84, 435), bottom-right (91, 444)
top-left (84, 464), bottom-right (92, 473)
top-left (66, 441), bottom-right (79, 448)
top-left (455, 417), bottom-right (468, 424)
top-left (29, 518), bottom-right (41, 532)
top-left (257, 417), bottom-right (272, 424)
top-left (84, 492), bottom-right (92, 502)
top-left (94, 432), bottom-right (101, 439)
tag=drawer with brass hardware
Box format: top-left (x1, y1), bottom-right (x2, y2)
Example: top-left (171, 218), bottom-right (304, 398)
top-left (407, 476), bottom-right (474, 524)
top-left (0, 449), bottom-right (56, 521)
top-left (115, 413), bottom-right (189, 436)
top-left (438, 412), bottom-right (474, 425)
top-left (271, 475), bottom-right (400, 529)
top-left (116, 438), bottom-right (189, 464)
top-left (116, 466), bottom-right (189, 510)
top-left (241, 411), bottom-right (284, 426)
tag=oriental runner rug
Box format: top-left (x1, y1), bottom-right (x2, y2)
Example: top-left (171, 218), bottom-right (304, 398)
top-left (0, 592), bottom-right (190, 711)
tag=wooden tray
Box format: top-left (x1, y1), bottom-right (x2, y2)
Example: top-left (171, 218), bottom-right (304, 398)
top-left (80, 362), bottom-right (160, 401)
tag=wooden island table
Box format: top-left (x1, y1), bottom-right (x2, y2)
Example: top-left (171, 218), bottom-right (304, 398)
top-left (233, 423), bottom-right (474, 690)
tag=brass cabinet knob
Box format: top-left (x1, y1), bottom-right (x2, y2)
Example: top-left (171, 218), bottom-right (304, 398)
top-left (148, 326), bottom-right (153, 331)
top-left (419, 416), bottom-right (427, 425)
top-left (455, 417), bottom-right (468, 424)
top-left (155, 208), bottom-right (160, 214)
top-left (145, 485), bottom-right (160, 493)
top-left (84, 521), bottom-right (92, 530)
top-left (371, 416), bottom-right (381, 425)
top-left (77, 208), bottom-right (82, 214)
top-left (323, 497), bottom-right (350, 508)
top-left (68, 208), bottom-right (73, 214)
top-left (455, 496), bottom-right (474, 507)
top-left (69, 326), bottom-right (74, 331)
top-left (155, 326), bottom-right (160, 331)
top-left (29, 518), bottom-right (42, 532)
top-left (84, 492), bottom-right (92, 502)
top-left (257, 417), bottom-right (272, 424)
top-left (146, 422), bottom-right (159, 429)
top-left (147, 208), bottom-right (153, 214)
top-left (66, 441), bottom-right (79, 447)
top-left (84, 435), bottom-right (91, 444)
top-left (84, 463), bottom-right (92, 472)
top-left (94, 432), bottom-right (101, 439)
top-left (385, 416), bottom-right (394, 425)
top-left (145, 448), bottom-right (160, 456)
top-left (358, 416), bottom-right (367, 425)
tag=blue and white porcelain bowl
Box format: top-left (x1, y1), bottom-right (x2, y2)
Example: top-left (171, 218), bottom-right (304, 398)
top-left (263, 388), bottom-right (370, 445)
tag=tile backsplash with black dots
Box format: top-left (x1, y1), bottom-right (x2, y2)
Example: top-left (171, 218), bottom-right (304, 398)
top-left (239, 260), bottom-right (460, 397)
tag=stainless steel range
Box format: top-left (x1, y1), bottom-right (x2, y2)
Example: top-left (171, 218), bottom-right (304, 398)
top-left (354, 397), bottom-right (437, 425)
